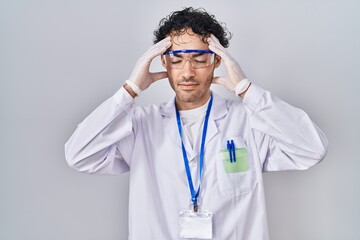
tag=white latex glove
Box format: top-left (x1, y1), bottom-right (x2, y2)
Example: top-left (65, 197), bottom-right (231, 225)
top-left (207, 34), bottom-right (247, 92)
top-left (128, 37), bottom-right (172, 91)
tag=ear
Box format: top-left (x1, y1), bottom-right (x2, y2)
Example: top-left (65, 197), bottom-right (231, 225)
top-left (161, 55), bottom-right (167, 69)
top-left (214, 55), bottom-right (221, 68)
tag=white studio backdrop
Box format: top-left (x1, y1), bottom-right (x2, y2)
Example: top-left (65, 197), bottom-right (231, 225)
top-left (0, 0), bottom-right (359, 239)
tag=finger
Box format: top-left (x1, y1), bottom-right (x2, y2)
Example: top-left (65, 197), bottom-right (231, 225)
top-left (143, 37), bottom-right (172, 62)
top-left (154, 36), bottom-right (172, 53)
top-left (207, 34), bottom-right (222, 48)
top-left (146, 42), bottom-right (171, 58)
top-left (150, 71), bottom-right (168, 82)
top-left (211, 76), bottom-right (226, 85)
top-left (154, 36), bottom-right (172, 50)
top-left (210, 34), bottom-right (221, 44)
top-left (207, 38), bottom-right (229, 61)
top-left (209, 34), bottom-right (230, 60)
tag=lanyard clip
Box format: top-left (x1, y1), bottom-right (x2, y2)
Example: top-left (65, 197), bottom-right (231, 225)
top-left (191, 197), bottom-right (199, 212)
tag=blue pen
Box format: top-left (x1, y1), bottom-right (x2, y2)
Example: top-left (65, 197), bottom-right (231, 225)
top-left (227, 140), bottom-right (233, 163)
top-left (231, 140), bottom-right (236, 162)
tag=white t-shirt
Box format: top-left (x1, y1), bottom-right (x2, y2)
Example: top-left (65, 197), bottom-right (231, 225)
top-left (179, 100), bottom-right (209, 149)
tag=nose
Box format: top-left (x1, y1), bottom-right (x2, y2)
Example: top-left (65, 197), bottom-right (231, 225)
top-left (181, 59), bottom-right (196, 79)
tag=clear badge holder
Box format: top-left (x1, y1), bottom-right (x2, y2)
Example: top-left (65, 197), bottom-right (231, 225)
top-left (179, 209), bottom-right (213, 239)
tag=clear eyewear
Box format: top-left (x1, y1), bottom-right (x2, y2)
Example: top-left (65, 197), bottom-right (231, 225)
top-left (163, 49), bottom-right (215, 69)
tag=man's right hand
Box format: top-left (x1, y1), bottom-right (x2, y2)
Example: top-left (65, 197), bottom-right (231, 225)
top-left (125, 37), bottom-right (172, 96)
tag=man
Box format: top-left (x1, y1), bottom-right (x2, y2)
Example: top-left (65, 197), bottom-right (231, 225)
top-left (65, 7), bottom-right (328, 240)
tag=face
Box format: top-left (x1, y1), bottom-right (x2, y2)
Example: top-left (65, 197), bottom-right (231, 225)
top-left (162, 29), bottom-right (221, 110)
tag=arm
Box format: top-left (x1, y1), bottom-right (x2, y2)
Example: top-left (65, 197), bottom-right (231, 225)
top-left (243, 84), bottom-right (328, 171)
top-left (64, 88), bottom-right (135, 175)
top-left (208, 35), bottom-right (328, 171)
top-left (65, 37), bottom-right (172, 175)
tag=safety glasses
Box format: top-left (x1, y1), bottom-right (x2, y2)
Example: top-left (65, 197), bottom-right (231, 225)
top-left (163, 49), bottom-right (215, 69)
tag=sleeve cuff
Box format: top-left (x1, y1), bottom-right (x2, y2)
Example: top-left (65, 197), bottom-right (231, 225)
top-left (112, 86), bottom-right (135, 106)
top-left (242, 83), bottom-right (265, 112)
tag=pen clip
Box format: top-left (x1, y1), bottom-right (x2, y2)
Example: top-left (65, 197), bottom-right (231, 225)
top-left (227, 140), bottom-right (233, 163)
top-left (231, 140), bottom-right (236, 163)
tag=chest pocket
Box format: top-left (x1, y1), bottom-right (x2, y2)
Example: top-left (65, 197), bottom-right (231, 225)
top-left (216, 136), bottom-right (257, 197)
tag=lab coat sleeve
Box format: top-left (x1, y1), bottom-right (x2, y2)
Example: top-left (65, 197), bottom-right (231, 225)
top-left (64, 87), bottom-right (136, 175)
top-left (243, 84), bottom-right (328, 172)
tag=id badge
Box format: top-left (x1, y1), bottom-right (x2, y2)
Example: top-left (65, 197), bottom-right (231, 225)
top-left (179, 209), bottom-right (213, 239)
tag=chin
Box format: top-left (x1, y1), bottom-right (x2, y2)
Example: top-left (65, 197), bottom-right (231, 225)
top-left (175, 91), bottom-right (194, 101)
top-left (177, 89), bottom-right (206, 103)
top-left (178, 95), bottom-right (198, 103)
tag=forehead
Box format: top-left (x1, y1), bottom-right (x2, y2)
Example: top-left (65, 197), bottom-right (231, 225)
top-left (169, 29), bottom-right (209, 51)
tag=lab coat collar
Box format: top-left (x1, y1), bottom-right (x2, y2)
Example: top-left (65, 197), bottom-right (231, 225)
top-left (159, 92), bottom-right (228, 120)
top-left (160, 92), bottom-right (228, 159)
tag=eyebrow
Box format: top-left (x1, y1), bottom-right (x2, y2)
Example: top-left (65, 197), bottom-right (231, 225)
top-left (172, 52), bottom-right (206, 58)
top-left (172, 52), bottom-right (183, 58)
top-left (192, 52), bottom-right (206, 57)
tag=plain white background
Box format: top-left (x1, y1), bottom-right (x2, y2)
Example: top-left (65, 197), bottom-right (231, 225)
top-left (1, 0), bottom-right (359, 239)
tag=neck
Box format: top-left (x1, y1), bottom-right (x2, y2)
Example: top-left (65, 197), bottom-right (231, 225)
top-left (175, 92), bottom-right (211, 110)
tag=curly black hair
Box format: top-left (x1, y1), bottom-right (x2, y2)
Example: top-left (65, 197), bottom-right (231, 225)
top-left (153, 7), bottom-right (231, 48)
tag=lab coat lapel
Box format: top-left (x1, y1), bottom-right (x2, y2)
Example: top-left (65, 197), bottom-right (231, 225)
top-left (204, 93), bottom-right (228, 146)
top-left (190, 93), bottom-right (228, 158)
top-left (160, 98), bottom-right (197, 156)
top-left (160, 98), bottom-right (182, 149)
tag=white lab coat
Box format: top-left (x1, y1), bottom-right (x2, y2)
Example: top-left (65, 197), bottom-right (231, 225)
top-left (65, 84), bottom-right (328, 240)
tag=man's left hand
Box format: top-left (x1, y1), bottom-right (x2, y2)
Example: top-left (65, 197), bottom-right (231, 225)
top-left (207, 34), bottom-right (249, 97)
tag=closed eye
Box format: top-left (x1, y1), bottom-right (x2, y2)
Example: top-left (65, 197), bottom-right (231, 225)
top-left (169, 56), bottom-right (183, 64)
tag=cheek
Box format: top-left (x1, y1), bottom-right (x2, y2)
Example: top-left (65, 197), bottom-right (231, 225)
top-left (166, 69), bottom-right (178, 83)
top-left (198, 69), bottom-right (214, 83)
top-left (167, 78), bottom-right (175, 90)
top-left (166, 71), bottom-right (177, 89)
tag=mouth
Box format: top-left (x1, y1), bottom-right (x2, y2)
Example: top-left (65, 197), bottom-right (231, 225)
top-left (178, 82), bottom-right (199, 90)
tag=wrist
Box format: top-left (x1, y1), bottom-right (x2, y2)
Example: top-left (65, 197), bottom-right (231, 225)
top-left (234, 79), bottom-right (251, 97)
top-left (125, 80), bottom-right (142, 97)
top-left (239, 82), bottom-right (251, 98)
top-left (123, 83), bottom-right (137, 98)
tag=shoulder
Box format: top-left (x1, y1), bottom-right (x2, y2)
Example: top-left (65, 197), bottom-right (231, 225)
top-left (132, 98), bottom-right (175, 119)
top-left (212, 92), bottom-right (245, 110)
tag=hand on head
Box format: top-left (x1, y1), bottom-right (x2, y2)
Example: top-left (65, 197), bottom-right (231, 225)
top-left (127, 36), bottom-right (172, 92)
top-left (207, 34), bottom-right (248, 93)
